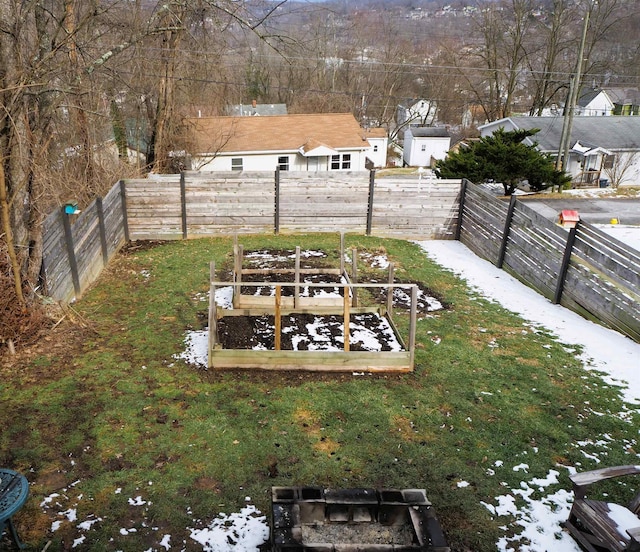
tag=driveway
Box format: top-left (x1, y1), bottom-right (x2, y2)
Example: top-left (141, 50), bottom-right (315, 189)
top-left (516, 197), bottom-right (640, 225)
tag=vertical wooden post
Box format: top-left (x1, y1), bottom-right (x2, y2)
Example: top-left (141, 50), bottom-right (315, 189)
top-left (119, 180), bottom-right (130, 242)
top-left (351, 248), bottom-right (358, 307)
top-left (61, 208), bottom-right (81, 296)
top-left (554, 225), bottom-right (578, 305)
top-left (274, 167), bottom-right (280, 235)
top-left (497, 195), bottom-right (517, 268)
top-left (366, 169), bottom-right (375, 235)
top-left (343, 285), bottom-right (350, 352)
top-left (275, 285), bottom-right (282, 351)
top-left (387, 263), bottom-right (395, 317)
top-left (409, 285), bottom-right (418, 369)
top-left (96, 196), bottom-right (109, 266)
top-left (340, 232), bottom-right (345, 275)
top-left (294, 246), bottom-right (301, 309)
top-left (233, 242), bottom-right (243, 309)
top-left (208, 261), bottom-right (217, 367)
top-left (180, 171), bottom-right (188, 239)
top-left (455, 179), bottom-right (468, 241)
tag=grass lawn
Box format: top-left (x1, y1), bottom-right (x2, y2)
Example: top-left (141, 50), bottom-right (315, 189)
top-left (1, 233), bottom-right (637, 551)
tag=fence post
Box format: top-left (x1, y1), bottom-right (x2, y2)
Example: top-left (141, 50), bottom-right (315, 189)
top-left (180, 171), bottom-right (188, 239)
top-left (119, 180), bottom-right (130, 242)
top-left (366, 169), bottom-right (375, 235)
top-left (554, 224), bottom-right (578, 305)
top-left (455, 179), bottom-right (468, 241)
top-left (96, 197), bottom-right (109, 266)
top-left (61, 207), bottom-right (81, 297)
top-left (274, 168), bottom-right (280, 235)
top-left (497, 195), bottom-right (517, 268)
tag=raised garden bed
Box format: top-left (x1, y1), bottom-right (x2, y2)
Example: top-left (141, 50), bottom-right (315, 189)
top-left (206, 244), bottom-right (419, 372)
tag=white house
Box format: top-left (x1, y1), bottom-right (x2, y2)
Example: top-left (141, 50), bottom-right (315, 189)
top-left (396, 99), bottom-right (438, 127)
top-left (403, 127), bottom-right (451, 167)
top-left (576, 88), bottom-right (613, 116)
top-left (183, 113), bottom-right (386, 172)
top-left (479, 116), bottom-right (640, 187)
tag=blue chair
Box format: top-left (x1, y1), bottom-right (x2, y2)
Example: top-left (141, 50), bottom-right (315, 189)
top-left (0, 469), bottom-right (29, 549)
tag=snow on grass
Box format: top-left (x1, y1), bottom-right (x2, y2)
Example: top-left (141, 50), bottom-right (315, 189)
top-left (418, 238), bottom-right (640, 551)
top-left (189, 505), bottom-right (269, 552)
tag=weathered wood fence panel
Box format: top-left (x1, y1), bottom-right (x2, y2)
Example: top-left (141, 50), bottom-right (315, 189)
top-left (371, 177), bottom-right (462, 239)
top-left (42, 210), bottom-right (75, 301)
top-left (124, 178), bottom-right (183, 240)
top-left (185, 172), bottom-right (275, 235)
top-left (41, 182), bottom-right (127, 302)
top-left (279, 171), bottom-right (370, 233)
top-left (458, 181), bottom-right (640, 342)
top-left (501, 202), bottom-right (569, 300)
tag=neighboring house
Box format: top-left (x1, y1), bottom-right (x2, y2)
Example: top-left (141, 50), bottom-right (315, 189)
top-left (396, 99), bottom-right (438, 128)
top-left (606, 87), bottom-right (640, 116)
top-left (226, 100), bottom-right (288, 117)
top-left (183, 113), bottom-right (383, 172)
top-left (479, 116), bottom-right (640, 186)
top-left (575, 88), bottom-right (613, 116)
top-left (403, 127), bottom-right (451, 167)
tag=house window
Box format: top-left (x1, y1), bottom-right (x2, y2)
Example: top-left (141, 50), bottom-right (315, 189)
top-left (421, 144), bottom-right (426, 152)
top-left (278, 156), bottom-right (289, 171)
top-left (231, 157), bottom-right (243, 171)
top-left (373, 145), bottom-right (378, 152)
top-left (331, 154), bottom-right (351, 170)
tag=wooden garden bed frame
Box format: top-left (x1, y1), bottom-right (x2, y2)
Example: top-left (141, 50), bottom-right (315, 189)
top-left (207, 243), bottom-right (418, 372)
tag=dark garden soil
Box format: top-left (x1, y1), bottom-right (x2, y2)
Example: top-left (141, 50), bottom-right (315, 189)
top-left (217, 312), bottom-right (402, 351)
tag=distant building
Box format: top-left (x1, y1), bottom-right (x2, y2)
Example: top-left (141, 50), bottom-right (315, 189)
top-left (183, 113), bottom-right (385, 172)
top-left (226, 100), bottom-right (288, 117)
top-left (396, 99), bottom-right (438, 128)
top-left (479, 116), bottom-right (640, 187)
top-left (403, 127), bottom-right (451, 167)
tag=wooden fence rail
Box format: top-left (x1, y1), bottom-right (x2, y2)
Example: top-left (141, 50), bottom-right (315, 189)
top-left (457, 181), bottom-right (640, 342)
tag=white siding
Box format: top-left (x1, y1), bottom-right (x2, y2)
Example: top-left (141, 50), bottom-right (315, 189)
top-left (194, 149), bottom-right (370, 172)
top-left (404, 135), bottom-right (450, 167)
top-left (366, 137), bottom-right (388, 168)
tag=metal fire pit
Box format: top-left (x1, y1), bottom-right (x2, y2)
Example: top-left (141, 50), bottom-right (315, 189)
top-left (271, 487), bottom-right (449, 551)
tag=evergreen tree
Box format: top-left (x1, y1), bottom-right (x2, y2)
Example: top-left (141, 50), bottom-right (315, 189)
top-left (435, 128), bottom-right (571, 195)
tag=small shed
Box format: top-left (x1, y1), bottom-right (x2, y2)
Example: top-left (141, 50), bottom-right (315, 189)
top-left (559, 210), bottom-right (580, 228)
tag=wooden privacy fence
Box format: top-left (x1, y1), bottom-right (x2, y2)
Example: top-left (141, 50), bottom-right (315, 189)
top-left (41, 182), bottom-right (128, 302)
top-left (457, 180), bottom-right (640, 342)
top-left (123, 171), bottom-right (462, 240)
top-left (40, 171), bottom-right (640, 346)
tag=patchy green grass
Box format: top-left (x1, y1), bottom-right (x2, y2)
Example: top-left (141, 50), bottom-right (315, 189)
top-left (1, 233), bottom-right (638, 551)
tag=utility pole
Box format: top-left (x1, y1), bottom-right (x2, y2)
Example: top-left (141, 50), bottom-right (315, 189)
top-left (556, 3), bottom-right (591, 192)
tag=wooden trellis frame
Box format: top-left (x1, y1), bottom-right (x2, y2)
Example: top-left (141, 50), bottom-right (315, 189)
top-left (208, 266), bottom-right (418, 372)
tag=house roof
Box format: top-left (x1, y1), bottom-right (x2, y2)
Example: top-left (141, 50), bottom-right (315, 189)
top-left (577, 88), bottom-right (606, 107)
top-left (408, 127), bottom-right (450, 138)
top-left (363, 127), bottom-right (388, 139)
top-left (606, 87), bottom-right (640, 106)
top-left (479, 116), bottom-right (640, 152)
top-left (184, 113), bottom-right (371, 155)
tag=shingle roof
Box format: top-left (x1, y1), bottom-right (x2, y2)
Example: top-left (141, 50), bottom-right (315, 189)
top-left (481, 116), bottom-right (640, 152)
top-left (408, 127), bottom-right (450, 138)
top-left (184, 113), bottom-right (371, 154)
